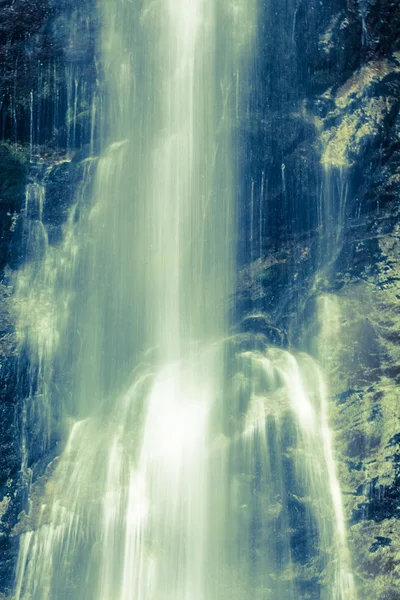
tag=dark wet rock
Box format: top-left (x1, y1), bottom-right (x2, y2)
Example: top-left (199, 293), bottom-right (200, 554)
top-left (237, 1), bottom-right (400, 597)
top-left (359, 0), bottom-right (400, 60)
top-left (239, 314), bottom-right (288, 347)
top-left (0, 145), bottom-right (27, 270)
top-left (42, 158), bottom-right (93, 244)
top-left (0, 0), bottom-right (99, 594)
top-left (0, 0), bottom-right (98, 149)
top-left (0, 283), bottom-right (21, 596)
top-left (237, 196), bottom-right (400, 596)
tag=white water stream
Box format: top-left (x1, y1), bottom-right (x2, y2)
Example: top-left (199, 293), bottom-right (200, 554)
top-left (13, 1), bottom-right (355, 598)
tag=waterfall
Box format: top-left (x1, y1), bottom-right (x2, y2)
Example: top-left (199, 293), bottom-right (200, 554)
top-left (13, 1), bottom-right (356, 599)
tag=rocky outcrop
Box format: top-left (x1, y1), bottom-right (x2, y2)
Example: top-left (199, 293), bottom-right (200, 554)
top-left (0, 0), bottom-right (98, 595)
top-left (0, 0), bottom-right (97, 149)
top-left (320, 203), bottom-right (400, 599)
top-left (237, 1), bottom-right (400, 598)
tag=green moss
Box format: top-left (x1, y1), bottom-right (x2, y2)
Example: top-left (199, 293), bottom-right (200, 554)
top-left (321, 97), bottom-right (393, 167)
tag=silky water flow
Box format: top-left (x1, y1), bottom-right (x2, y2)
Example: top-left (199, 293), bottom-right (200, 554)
top-left (14, 1), bottom-right (355, 599)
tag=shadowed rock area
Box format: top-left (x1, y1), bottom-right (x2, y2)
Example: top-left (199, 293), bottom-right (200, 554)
top-left (237, 1), bottom-right (400, 597)
top-left (0, 0), bottom-right (97, 594)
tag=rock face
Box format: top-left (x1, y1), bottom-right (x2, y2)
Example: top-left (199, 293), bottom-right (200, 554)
top-left (0, 0), bottom-right (98, 150)
top-left (322, 207), bottom-right (400, 599)
top-left (237, 1), bottom-right (400, 598)
top-left (0, 0), bottom-right (398, 598)
top-left (0, 0), bottom-right (97, 595)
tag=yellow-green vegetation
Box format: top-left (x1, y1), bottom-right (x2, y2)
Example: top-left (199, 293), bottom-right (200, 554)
top-left (319, 54), bottom-right (400, 167)
top-left (335, 59), bottom-right (400, 109)
top-left (321, 97), bottom-right (394, 167)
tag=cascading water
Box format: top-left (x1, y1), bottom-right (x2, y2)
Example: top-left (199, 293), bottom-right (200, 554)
top-left (14, 1), bottom-right (356, 599)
